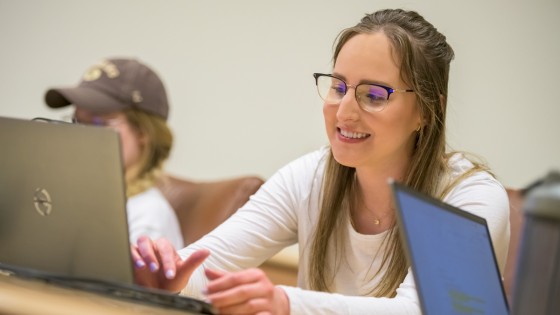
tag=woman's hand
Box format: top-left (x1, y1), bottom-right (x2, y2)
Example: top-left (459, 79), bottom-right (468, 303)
top-left (131, 235), bottom-right (209, 292)
top-left (204, 268), bottom-right (289, 315)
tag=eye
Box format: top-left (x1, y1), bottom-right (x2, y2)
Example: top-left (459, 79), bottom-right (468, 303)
top-left (364, 92), bottom-right (385, 102)
top-left (91, 117), bottom-right (107, 127)
top-left (331, 82), bottom-right (346, 96)
top-left (362, 86), bottom-right (387, 103)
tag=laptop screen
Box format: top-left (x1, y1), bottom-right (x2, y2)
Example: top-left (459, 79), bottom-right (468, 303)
top-left (392, 182), bottom-right (509, 315)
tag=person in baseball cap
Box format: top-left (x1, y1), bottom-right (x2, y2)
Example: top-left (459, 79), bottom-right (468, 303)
top-left (45, 58), bottom-right (169, 120)
top-left (45, 57), bottom-right (184, 249)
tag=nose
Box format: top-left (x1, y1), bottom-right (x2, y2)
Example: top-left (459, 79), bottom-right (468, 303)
top-left (336, 86), bottom-right (360, 121)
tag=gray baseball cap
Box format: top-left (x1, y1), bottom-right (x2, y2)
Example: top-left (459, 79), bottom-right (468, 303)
top-left (45, 58), bottom-right (169, 120)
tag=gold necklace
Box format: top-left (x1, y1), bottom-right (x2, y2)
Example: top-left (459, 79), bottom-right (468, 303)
top-left (352, 174), bottom-right (395, 227)
top-left (353, 190), bottom-right (393, 226)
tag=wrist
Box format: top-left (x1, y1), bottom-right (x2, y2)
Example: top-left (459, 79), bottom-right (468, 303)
top-left (274, 286), bottom-right (290, 315)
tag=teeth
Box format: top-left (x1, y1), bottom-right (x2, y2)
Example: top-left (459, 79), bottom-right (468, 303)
top-left (340, 129), bottom-right (368, 139)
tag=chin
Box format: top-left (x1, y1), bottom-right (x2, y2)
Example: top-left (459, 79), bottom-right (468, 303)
top-left (331, 149), bottom-right (359, 168)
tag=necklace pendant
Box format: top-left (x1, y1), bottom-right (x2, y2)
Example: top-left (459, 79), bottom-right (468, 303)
top-left (373, 219), bottom-right (381, 225)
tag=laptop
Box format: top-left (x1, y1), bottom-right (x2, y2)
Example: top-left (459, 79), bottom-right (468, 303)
top-left (0, 116), bottom-right (215, 314)
top-left (390, 181), bottom-right (509, 315)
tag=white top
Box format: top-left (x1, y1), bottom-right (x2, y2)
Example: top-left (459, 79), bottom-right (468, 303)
top-left (178, 147), bottom-right (510, 314)
top-left (127, 186), bottom-right (184, 249)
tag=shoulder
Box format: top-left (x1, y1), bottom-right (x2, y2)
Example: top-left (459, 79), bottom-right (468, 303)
top-left (444, 153), bottom-right (511, 270)
top-left (446, 153), bottom-right (505, 195)
top-left (127, 186), bottom-right (174, 213)
top-left (444, 153), bottom-right (507, 203)
top-left (250, 147), bottom-right (328, 213)
top-left (266, 146), bottom-right (328, 189)
top-left (282, 146), bottom-right (329, 171)
top-left (443, 153), bottom-right (509, 230)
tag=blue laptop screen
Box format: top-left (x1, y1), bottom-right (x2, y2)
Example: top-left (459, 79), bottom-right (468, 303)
top-left (393, 184), bottom-right (509, 315)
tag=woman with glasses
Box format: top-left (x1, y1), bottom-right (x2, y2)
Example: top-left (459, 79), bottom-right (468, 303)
top-left (45, 58), bottom-right (184, 250)
top-left (132, 9), bottom-right (509, 314)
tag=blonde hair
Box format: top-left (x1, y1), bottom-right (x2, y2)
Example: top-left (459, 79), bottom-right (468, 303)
top-left (308, 9), bottom-right (488, 297)
top-left (122, 108), bottom-right (173, 197)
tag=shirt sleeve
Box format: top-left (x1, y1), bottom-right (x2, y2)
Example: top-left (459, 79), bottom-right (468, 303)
top-left (179, 150), bottom-right (323, 298)
top-left (282, 270), bottom-right (420, 315)
top-left (127, 188), bottom-right (184, 249)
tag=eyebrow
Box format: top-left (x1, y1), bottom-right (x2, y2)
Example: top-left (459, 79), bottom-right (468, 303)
top-left (331, 72), bottom-right (392, 87)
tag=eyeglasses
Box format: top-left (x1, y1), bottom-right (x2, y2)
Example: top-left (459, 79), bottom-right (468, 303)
top-left (70, 115), bottom-right (124, 128)
top-left (313, 73), bottom-right (414, 113)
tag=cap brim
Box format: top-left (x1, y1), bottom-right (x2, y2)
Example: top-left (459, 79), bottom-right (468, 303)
top-left (45, 86), bottom-right (128, 114)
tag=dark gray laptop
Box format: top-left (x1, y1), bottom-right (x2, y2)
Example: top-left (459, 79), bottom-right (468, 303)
top-left (0, 116), bottom-right (214, 314)
top-left (391, 181), bottom-right (509, 315)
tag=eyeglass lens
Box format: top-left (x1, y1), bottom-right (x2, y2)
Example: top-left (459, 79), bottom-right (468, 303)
top-left (73, 116), bottom-right (122, 128)
top-left (315, 75), bottom-right (389, 112)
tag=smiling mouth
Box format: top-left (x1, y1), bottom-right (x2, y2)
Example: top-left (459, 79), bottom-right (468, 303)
top-left (339, 128), bottom-right (370, 139)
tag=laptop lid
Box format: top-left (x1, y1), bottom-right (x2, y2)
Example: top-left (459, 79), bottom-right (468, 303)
top-left (0, 116), bottom-right (216, 314)
top-left (0, 116), bottom-right (133, 284)
top-left (391, 181), bottom-right (509, 315)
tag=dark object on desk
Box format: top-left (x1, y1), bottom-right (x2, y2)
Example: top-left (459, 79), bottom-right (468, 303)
top-left (511, 171), bottom-right (560, 315)
top-left (157, 174), bottom-right (264, 245)
top-left (503, 174), bottom-right (560, 303)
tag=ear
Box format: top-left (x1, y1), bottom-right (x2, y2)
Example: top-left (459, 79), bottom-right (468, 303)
top-left (415, 112), bottom-right (425, 131)
top-left (439, 94), bottom-right (446, 107)
top-left (138, 131), bottom-right (149, 146)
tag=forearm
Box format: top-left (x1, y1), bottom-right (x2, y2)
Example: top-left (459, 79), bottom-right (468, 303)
top-left (280, 286), bottom-right (420, 315)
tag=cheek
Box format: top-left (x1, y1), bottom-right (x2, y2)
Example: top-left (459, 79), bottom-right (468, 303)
top-left (118, 128), bottom-right (143, 168)
top-left (323, 105), bottom-right (337, 132)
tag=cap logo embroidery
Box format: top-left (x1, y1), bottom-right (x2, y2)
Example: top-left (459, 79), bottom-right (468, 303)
top-left (131, 90), bottom-right (143, 103)
top-left (82, 60), bottom-right (120, 81)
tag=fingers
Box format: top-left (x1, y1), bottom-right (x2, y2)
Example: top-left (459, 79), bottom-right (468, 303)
top-left (154, 238), bottom-right (180, 278)
top-left (131, 243), bottom-right (157, 288)
top-left (130, 243), bottom-right (146, 268)
top-left (172, 248), bottom-right (211, 285)
top-left (183, 248), bottom-right (211, 268)
top-left (213, 281), bottom-right (273, 309)
top-left (205, 268), bottom-right (276, 314)
top-left (206, 268), bottom-right (266, 293)
top-left (204, 268), bottom-right (226, 281)
top-left (135, 235), bottom-right (159, 271)
top-left (132, 236), bottom-right (210, 293)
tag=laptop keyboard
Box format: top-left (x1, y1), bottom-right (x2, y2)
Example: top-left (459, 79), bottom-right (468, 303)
top-left (0, 263), bottom-right (216, 314)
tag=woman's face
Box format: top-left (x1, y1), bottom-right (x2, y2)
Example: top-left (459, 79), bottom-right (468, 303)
top-left (73, 107), bottom-right (144, 171)
top-left (323, 32), bottom-right (421, 172)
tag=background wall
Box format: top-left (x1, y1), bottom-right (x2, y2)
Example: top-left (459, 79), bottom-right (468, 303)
top-left (1, 0), bottom-right (558, 188)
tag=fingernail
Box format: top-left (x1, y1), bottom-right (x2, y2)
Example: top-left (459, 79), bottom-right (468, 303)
top-left (201, 287), bottom-right (208, 295)
top-left (149, 262), bottom-right (159, 272)
top-left (135, 260), bottom-right (145, 268)
top-left (165, 269), bottom-right (175, 279)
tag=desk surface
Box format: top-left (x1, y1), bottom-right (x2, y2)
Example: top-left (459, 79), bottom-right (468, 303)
top-left (0, 272), bottom-right (198, 315)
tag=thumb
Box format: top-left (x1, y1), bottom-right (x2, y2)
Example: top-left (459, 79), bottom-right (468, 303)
top-left (204, 268), bottom-right (226, 281)
top-left (174, 249), bottom-right (211, 283)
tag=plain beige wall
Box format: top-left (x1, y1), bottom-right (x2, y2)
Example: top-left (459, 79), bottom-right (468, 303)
top-left (1, 0), bottom-right (558, 188)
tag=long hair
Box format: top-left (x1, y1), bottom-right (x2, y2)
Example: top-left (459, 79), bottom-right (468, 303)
top-left (123, 108), bottom-right (173, 197)
top-left (309, 8), bottom-right (462, 296)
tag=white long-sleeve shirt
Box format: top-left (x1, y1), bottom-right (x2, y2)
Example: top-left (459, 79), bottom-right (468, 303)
top-left (178, 147), bottom-right (510, 314)
top-left (127, 186), bottom-right (184, 250)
